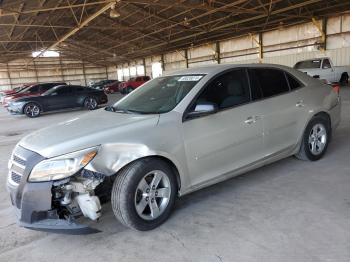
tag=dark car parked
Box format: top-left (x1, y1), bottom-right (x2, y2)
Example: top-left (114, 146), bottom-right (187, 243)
top-left (91, 80), bottom-right (117, 90)
top-left (2, 82), bottom-right (65, 107)
top-left (7, 85), bottom-right (108, 118)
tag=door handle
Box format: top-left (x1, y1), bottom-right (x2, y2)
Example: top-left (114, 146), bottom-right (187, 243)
top-left (296, 100), bottom-right (305, 107)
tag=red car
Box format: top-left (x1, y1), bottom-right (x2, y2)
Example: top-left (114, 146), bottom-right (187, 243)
top-left (104, 81), bottom-right (121, 94)
top-left (3, 82), bottom-right (65, 107)
top-left (119, 76), bottom-right (151, 94)
top-left (0, 84), bottom-right (31, 104)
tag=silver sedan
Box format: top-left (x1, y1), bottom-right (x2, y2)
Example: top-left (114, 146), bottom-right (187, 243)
top-left (7, 64), bottom-right (341, 233)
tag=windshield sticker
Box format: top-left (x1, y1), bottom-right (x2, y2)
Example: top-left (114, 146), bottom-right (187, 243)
top-left (178, 75), bottom-right (203, 82)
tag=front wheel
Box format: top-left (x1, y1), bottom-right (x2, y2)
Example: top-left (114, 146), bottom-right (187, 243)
top-left (23, 103), bottom-right (41, 118)
top-left (295, 115), bottom-right (330, 161)
top-left (111, 158), bottom-right (177, 231)
top-left (84, 97), bottom-right (98, 110)
top-left (126, 86), bottom-right (133, 94)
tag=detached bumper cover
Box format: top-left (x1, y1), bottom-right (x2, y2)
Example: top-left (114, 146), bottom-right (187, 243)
top-left (7, 145), bottom-right (99, 234)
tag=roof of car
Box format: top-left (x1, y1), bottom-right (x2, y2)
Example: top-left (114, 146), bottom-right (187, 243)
top-left (164, 63), bottom-right (319, 86)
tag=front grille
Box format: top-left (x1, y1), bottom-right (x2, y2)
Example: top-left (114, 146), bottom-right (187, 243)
top-left (13, 155), bottom-right (26, 166)
top-left (11, 171), bottom-right (22, 184)
top-left (8, 151), bottom-right (26, 186)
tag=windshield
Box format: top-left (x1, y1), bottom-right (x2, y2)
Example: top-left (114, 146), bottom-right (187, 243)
top-left (112, 74), bottom-right (204, 114)
top-left (294, 60), bottom-right (321, 69)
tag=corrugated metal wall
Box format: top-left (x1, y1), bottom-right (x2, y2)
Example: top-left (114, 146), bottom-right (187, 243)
top-left (0, 57), bottom-right (118, 90)
top-left (2, 13), bottom-right (350, 90)
top-left (118, 13), bottom-right (350, 77)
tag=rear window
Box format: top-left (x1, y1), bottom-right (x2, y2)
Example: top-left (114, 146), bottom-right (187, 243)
top-left (286, 74), bottom-right (302, 90)
top-left (294, 60), bottom-right (321, 69)
top-left (249, 69), bottom-right (289, 99)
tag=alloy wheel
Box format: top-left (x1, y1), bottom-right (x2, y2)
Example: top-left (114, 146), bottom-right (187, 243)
top-left (134, 170), bottom-right (171, 221)
top-left (308, 123), bottom-right (327, 155)
top-left (25, 104), bottom-right (40, 117)
top-left (86, 98), bottom-right (97, 110)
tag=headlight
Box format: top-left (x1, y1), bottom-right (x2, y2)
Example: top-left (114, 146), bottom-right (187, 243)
top-left (11, 101), bottom-right (25, 106)
top-left (29, 146), bottom-right (99, 182)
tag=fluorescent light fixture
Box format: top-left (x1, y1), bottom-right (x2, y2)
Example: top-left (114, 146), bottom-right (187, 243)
top-left (32, 50), bottom-right (60, 58)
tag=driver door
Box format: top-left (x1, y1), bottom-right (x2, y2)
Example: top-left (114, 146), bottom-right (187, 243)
top-left (46, 86), bottom-right (76, 110)
top-left (182, 68), bottom-right (264, 187)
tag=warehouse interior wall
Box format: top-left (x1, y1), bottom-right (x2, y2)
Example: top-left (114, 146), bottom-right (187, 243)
top-left (0, 57), bottom-right (118, 90)
top-left (117, 13), bottom-right (350, 78)
top-left (1, 13), bottom-right (350, 89)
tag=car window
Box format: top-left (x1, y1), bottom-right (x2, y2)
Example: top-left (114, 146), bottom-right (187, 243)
top-left (322, 59), bottom-right (331, 69)
top-left (113, 75), bottom-right (204, 114)
top-left (249, 69), bottom-right (289, 99)
top-left (75, 86), bottom-right (86, 92)
top-left (194, 69), bottom-right (250, 110)
top-left (294, 60), bottom-right (321, 69)
top-left (56, 86), bottom-right (73, 95)
top-left (41, 84), bottom-right (55, 92)
top-left (286, 73), bottom-right (302, 90)
top-left (29, 85), bottom-right (40, 93)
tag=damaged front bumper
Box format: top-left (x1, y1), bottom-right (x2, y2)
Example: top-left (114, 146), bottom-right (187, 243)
top-left (7, 145), bottom-right (104, 234)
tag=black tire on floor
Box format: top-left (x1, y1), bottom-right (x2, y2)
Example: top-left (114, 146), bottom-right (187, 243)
top-left (295, 115), bottom-right (331, 161)
top-left (23, 102), bottom-right (41, 118)
top-left (111, 158), bottom-right (177, 231)
top-left (340, 73), bottom-right (349, 85)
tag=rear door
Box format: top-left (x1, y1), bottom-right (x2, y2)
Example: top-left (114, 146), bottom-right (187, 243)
top-left (183, 68), bottom-right (264, 187)
top-left (248, 68), bottom-right (307, 157)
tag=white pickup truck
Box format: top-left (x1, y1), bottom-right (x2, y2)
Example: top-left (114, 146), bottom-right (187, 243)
top-left (294, 57), bottom-right (350, 84)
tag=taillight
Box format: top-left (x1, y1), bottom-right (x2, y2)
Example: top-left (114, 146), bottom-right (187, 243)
top-left (332, 84), bottom-right (340, 95)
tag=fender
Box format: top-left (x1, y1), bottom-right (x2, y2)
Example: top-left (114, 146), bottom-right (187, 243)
top-left (85, 142), bottom-right (189, 194)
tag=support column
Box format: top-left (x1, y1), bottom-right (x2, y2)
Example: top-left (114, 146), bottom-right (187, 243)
top-left (82, 60), bottom-right (87, 86)
top-left (312, 17), bottom-right (327, 52)
top-left (142, 58), bottom-right (146, 75)
top-left (6, 63), bottom-right (12, 89)
top-left (184, 49), bottom-right (189, 68)
top-left (215, 42), bottom-right (221, 64)
top-left (161, 54), bottom-right (165, 72)
top-left (33, 60), bottom-right (39, 83)
top-left (258, 32), bottom-right (263, 62)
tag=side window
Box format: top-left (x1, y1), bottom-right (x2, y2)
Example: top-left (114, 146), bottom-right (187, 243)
top-left (195, 69), bottom-right (250, 110)
top-left (56, 86), bottom-right (73, 95)
top-left (250, 69), bottom-right (289, 98)
top-left (75, 86), bottom-right (85, 92)
top-left (322, 59), bottom-right (331, 69)
top-left (286, 73), bottom-right (302, 90)
top-left (41, 84), bottom-right (54, 92)
top-left (29, 85), bottom-right (40, 93)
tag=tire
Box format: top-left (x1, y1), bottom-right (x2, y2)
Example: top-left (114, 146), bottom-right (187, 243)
top-left (84, 97), bottom-right (98, 110)
top-left (111, 158), bottom-right (177, 231)
top-left (126, 86), bottom-right (133, 94)
top-left (340, 73), bottom-right (349, 85)
top-left (295, 115), bottom-right (331, 161)
top-left (23, 102), bottom-right (41, 118)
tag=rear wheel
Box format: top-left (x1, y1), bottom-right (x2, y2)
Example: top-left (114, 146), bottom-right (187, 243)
top-left (295, 115), bottom-right (330, 161)
top-left (84, 97), bottom-right (98, 110)
top-left (111, 158), bottom-right (177, 231)
top-left (340, 73), bottom-right (349, 85)
top-left (23, 103), bottom-right (41, 118)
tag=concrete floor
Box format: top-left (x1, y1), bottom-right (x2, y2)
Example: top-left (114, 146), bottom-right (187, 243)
top-left (0, 89), bottom-right (350, 262)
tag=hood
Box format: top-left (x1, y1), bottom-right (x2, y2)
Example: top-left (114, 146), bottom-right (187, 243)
top-left (19, 109), bottom-right (160, 158)
top-left (9, 92), bottom-right (40, 99)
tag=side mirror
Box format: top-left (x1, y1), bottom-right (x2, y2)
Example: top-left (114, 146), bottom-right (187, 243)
top-left (187, 102), bottom-right (218, 118)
